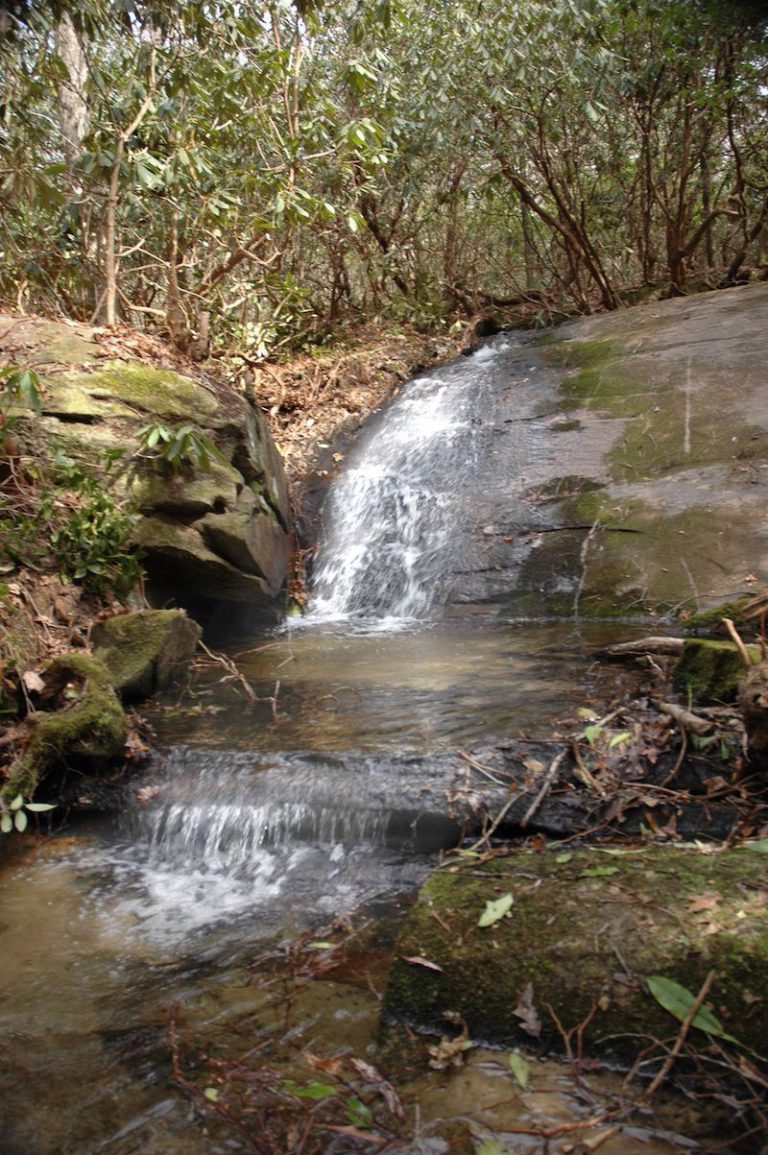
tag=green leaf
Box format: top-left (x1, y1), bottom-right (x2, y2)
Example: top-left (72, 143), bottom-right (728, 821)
top-left (9, 793), bottom-right (24, 810)
top-left (745, 840), bottom-right (768, 854)
top-left (608, 731), bottom-right (632, 749)
top-left (1, 813), bottom-right (13, 834)
top-left (14, 810), bottom-right (28, 832)
top-left (508, 1050), bottom-right (530, 1089)
top-left (583, 724), bottom-right (602, 745)
top-left (646, 976), bottom-right (741, 1045)
top-left (284, 1080), bottom-right (337, 1100)
top-left (578, 866), bottom-right (619, 878)
top-left (345, 1097), bottom-right (373, 1127)
top-left (25, 802), bottom-right (56, 812)
top-left (203, 1087), bottom-right (219, 1102)
top-left (555, 853), bottom-right (573, 864)
top-left (478, 892), bottom-right (514, 927)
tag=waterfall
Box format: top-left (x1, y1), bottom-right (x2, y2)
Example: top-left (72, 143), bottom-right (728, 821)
top-left (310, 341), bottom-right (518, 621)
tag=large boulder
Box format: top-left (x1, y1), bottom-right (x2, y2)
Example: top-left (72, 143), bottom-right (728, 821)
top-left (0, 314), bottom-right (292, 638)
top-left (384, 845), bottom-right (768, 1062)
top-left (91, 609), bottom-right (201, 702)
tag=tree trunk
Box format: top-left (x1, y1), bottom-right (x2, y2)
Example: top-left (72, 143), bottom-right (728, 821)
top-left (56, 11), bottom-right (89, 174)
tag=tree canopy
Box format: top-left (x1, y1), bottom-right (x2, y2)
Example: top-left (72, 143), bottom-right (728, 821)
top-left (1, 0), bottom-right (766, 358)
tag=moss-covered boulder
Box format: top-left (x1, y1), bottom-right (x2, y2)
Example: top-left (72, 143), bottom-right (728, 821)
top-left (91, 609), bottom-right (201, 702)
top-left (384, 846), bottom-right (768, 1062)
top-left (3, 653), bottom-right (126, 801)
top-left (0, 313), bottom-right (292, 638)
top-left (674, 639), bottom-right (762, 702)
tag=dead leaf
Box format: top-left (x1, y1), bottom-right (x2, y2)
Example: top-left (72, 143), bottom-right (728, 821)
top-left (513, 982), bottom-right (542, 1038)
top-left (401, 955), bottom-right (444, 973)
top-left (348, 1058), bottom-right (405, 1119)
top-left (688, 891), bottom-right (722, 914)
top-left (304, 1051), bottom-right (344, 1077)
top-left (22, 670), bottom-right (45, 694)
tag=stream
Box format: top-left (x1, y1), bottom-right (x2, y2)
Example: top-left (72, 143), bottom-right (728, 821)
top-left (0, 340), bottom-right (702, 1153)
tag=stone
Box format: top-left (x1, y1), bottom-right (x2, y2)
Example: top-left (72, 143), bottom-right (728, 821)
top-left (384, 845), bottom-right (768, 1062)
top-left (674, 639), bottom-right (762, 702)
top-left (3, 312), bottom-right (293, 636)
top-left (3, 653), bottom-right (126, 801)
top-left (91, 609), bottom-right (202, 702)
top-left (130, 457), bottom-right (242, 519)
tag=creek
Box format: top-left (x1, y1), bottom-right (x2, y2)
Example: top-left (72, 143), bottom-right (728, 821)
top-left (1, 339), bottom-right (693, 1153)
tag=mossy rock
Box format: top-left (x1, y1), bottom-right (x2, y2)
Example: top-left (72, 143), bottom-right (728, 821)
top-left (674, 639), bottom-right (762, 703)
top-left (55, 362), bottom-right (219, 422)
top-left (383, 846), bottom-right (768, 1062)
top-left (128, 456), bottom-right (242, 519)
top-left (91, 609), bottom-right (201, 702)
top-left (3, 654), bottom-right (126, 801)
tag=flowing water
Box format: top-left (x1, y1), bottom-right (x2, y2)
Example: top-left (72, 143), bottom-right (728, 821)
top-left (0, 340), bottom-right (696, 1153)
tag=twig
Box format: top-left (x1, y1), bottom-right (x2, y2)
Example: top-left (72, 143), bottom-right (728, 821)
top-left (521, 748), bottom-right (568, 828)
top-left (724, 618), bottom-right (755, 670)
top-left (457, 749), bottom-right (514, 786)
top-left (657, 701), bottom-right (713, 736)
top-left (467, 791), bottom-right (521, 851)
top-left (198, 640), bottom-right (258, 704)
top-left (640, 969), bottom-right (717, 1101)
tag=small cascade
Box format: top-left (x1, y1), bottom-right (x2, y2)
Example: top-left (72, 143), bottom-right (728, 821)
top-left (101, 750), bottom-right (465, 943)
top-left (310, 341), bottom-right (518, 620)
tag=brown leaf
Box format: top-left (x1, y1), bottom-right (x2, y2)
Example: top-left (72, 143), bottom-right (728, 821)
top-left (513, 982), bottom-right (542, 1038)
top-left (688, 891), bottom-right (722, 914)
top-left (401, 955), bottom-right (443, 973)
top-left (304, 1050), bottom-right (344, 1077)
top-left (348, 1058), bottom-right (405, 1120)
top-left (22, 669), bottom-right (45, 694)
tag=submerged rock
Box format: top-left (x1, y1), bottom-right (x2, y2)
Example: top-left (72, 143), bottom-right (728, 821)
top-left (384, 845), bottom-right (768, 1061)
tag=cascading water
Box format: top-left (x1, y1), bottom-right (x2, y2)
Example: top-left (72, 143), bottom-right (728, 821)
top-left (310, 340), bottom-right (523, 620)
top-left (0, 332), bottom-right (646, 1155)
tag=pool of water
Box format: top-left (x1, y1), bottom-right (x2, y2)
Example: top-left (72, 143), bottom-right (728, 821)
top-left (1, 617), bottom-right (669, 1153)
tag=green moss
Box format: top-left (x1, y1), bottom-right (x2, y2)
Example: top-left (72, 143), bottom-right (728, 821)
top-left (56, 362), bottom-right (218, 421)
top-left (91, 609), bottom-right (201, 701)
top-left (2, 654), bottom-right (126, 802)
top-left (685, 597), bottom-right (765, 632)
top-left (383, 847), bottom-right (768, 1062)
top-left (675, 639), bottom-right (761, 703)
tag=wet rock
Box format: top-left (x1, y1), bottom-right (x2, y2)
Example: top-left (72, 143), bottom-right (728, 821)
top-left (91, 609), bottom-right (201, 702)
top-left (3, 653), bottom-right (126, 801)
top-left (384, 845), bottom-right (768, 1061)
top-left (674, 639), bottom-right (762, 702)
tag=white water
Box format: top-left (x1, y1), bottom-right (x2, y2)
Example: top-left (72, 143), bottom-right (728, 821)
top-left (310, 341), bottom-right (517, 620)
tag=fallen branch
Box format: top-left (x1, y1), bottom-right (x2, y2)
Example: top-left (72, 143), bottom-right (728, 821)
top-left (657, 701), bottom-right (714, 736)
top-left (724, 617), bottom-right (756, 670)
top-left (457, 749), bottom-right (514, 787)
top-left (468, 791), bottom-right (522, 851)
top-left (640, 969), bottom-right (717, 1101)
top-left (521, 748), bottom-right (568, 828)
